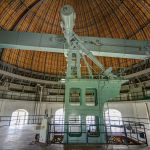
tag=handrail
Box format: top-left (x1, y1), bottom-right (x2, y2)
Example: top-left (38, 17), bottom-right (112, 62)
top-left (0, 89), bottom-right (149, 102)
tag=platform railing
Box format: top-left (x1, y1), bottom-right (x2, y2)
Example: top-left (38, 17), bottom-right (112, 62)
top-left (0, 60), bottom-right (115, 81)
top-left (47, 121), bottom-right (148, 145)
top-left (0, 115), bottom-right (45, 127)
top-left (0, 90), bottom-right (150, 102)
top-left (0, 115), bottom-right (149, 130)
top-left (0, 115), bottom-right (149, 145)
top-left (116, 57), bottom-right (150, 76)
top-left (0, 90), bottom-right (64, 102)
top-left (109, 92), bottom-right (150, 102)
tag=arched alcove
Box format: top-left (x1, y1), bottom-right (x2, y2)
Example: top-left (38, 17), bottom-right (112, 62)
top-left (105, 109), bottom-right (123, 133)
top-left (54, 108), bottom-right (64, 132)
top-left (10, 109), bottom-right (28, 126)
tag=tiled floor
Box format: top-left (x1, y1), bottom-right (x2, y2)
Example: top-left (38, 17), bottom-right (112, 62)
top-left (0, 125), bottom-right (149, 150)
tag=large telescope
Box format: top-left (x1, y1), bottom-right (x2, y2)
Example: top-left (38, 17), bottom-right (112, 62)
top-left (60, 5), bottom-right (115, 77)
top-left (60, 5), bottom-right (76, 33)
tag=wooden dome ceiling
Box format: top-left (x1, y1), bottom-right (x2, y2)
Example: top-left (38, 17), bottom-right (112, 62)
top-left (0, 0), bottom-right (149, 75)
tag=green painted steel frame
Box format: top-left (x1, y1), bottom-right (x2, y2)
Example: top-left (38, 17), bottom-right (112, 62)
top-left (64, 78), bottom-right (126, 144)
top-left (0, 31), bottom-right (149, 59)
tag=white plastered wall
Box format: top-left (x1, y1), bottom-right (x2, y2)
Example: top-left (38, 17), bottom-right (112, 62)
top-left (0, 99), bottom-right (64, 116)
top-left (105, 101), bottom-right (150, 129)
top-left (0, 99), bottom-right (150, 121)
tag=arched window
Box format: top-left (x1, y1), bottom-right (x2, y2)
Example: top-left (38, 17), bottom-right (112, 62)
top-left (11, 109), bottom-right (28, 126)
top-left (105, 109), bottom-right (123, 133)
top-left (54, 108), bottom-right (64, 132)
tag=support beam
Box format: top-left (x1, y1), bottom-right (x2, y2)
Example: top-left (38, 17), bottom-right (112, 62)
top-left (125, 68), bottom-right (150, 79)
top-left (0, 31), bottom-right (149, 59)
top-left (0, 69), bottom-right (59, 85)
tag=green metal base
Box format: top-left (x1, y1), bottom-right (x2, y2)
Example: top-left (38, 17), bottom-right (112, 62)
top-left (64, 78), bottom-right (126, 144)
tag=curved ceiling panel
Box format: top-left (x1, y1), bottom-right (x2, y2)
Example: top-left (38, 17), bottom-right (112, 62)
top-left (0, 0), bottom-right (149, 75)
